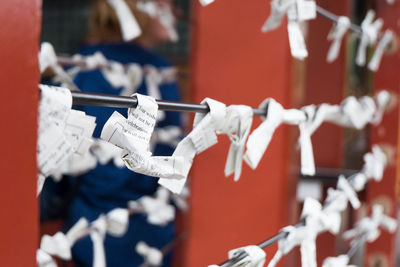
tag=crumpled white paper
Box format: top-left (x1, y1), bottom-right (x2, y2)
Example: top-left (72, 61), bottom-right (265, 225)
top-left (136, 241), bottom-right (163, 266)
top-left (107, 0), bottom-right (142, 41)
top-left (262, 0), bottom-right (315, 59)
top-left (39, 43), bottom-right (79, 91)
top-left (37, 249), bottom-right (57, 267)
top-left (343, 204), bottom-right (397, 244)
top-left (350, 145), bottom-right (387, 191)
top-left (322, 255), bottom-right (357, 267)
top-left (245, 98), bottom-right (313, 175)
top-left (38, 218), bottom-right (89, 265)
top-left (326, 16), bottom-right (351, 63)
top-left (218, 105), bottom-right (253, 181)
top-left (38, 85), bottom-right (96, 192)
top-left (101, 93), bottom-right (187, 180)
top-left (128, 187), bottom-right (175, 226)
top-left (158, 98), bottom-right (226, 194)
top-left (356, 10), bottom-right (383, 66)
top-left (368, 30), bottom-right (393, 71)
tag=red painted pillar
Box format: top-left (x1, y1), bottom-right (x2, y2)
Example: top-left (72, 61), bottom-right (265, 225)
top-left (367, 2), bottom-right (400, 267)
top-left (179, 1), bottom-right (295, 266)
top-left (0, 0), bottom-right (41, 266)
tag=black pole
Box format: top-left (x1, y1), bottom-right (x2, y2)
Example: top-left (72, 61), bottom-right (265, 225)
top-left (71, 91), bottom-right (267, 116)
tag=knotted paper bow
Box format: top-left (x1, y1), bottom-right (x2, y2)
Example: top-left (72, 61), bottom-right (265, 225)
top-left (368, 30), bottom-right (393, 71)
top-left (128, 187), bottom-right (175, 226)
top-left (159, 98), bottom-right (226, 193)
top-left (326, 16), bottom-right (351, 63)
top-left (343, 204), bottom-right (397, 244)
top-left (37, 249), bottom-right (57, 267)
top-left (245, 98), bottom-right (314, 175)
top-left (218, 105), bottom-right (253, 181)
top-left (322, 255), bottom-right (357, 267)
top-left (136, 241), bottom-right (163, 266)
top-left (208, 245), bottom-right (266, 267)
top-left (356, 10), bottom-right (383, 66)
top-left (89, 208), bottom-right (130, 267)
top-left (38, 218), bottom-right (89, 265)
top-left (39, 43), bottom-right (79, 91)
top-left (101, 93), bottom-right (187, 180)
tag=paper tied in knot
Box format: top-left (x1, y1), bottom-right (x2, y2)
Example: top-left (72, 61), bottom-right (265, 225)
top-left (343, 204), bottom-right (397, 244)
top-left (336, 175), bottom-right (361, 209)
top-left (106, 208), bottom-right (129, 237)
top-left (39, 217), bottom-right (89, 262)
top-left (101, 93), bottom-right (187, 182)
top-left (37, 249), bottom-right (57, 267)
top-left (298, 109), bottom-right (315, 176)
top-left (90, 215), bottom-right (108, 267)
top-left (326, 16), bottom-right (351, 63)
top-left (39, 43), bottom-right (78, 91)
top-left (107, 0), bottom-right (141, 41)
top-left (261, 0), bottom-right (295, 32)
top-left (322, 255), bottom-right (356, 267)
top-left (158, 98), bottom-right (226, 194)
top-left (323, 176), bottom-right (361, 215)
top-left (137, 0), bottom-right (178, 42)
top-left (136, 241), bottom-right (163, 266)
top-left (128, 187), bottom-right (175, 226)
top-left (369, 30), bottom-right (394, 71)
top-left (356, 10), bottom-right (383, 66)
top-left (217, 105), bottom-right (253, 181)
top-left (38, 85), bottom-right (73, 193)
top-left (227, 245), bottom-right (266, 267)
top-left (339, 95), bottom-right (377, 129)
top-left (362, 145), bottom-right (387, 182)
top-left (199, 0), bottom-right (215, 6)
top-left (244, 98), bottom-right (284, 169)
top-left (302, 197), bottom-right (342, 235)
top-left (371, 90), bottom-right (391, 125)
top-left (268, 226), bottom-right (308, 267)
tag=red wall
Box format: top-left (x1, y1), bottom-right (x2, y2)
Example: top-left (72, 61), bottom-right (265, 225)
top-left (181, 1), bottom-right (295, 266)
top-left (367, 1), bottom-right (400, 266)
top-left (0, 0), bottom-right (41, 266)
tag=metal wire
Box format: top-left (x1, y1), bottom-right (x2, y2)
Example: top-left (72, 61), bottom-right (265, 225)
top-left (216, 171), bottom-right (366, 266)
top-left (316, 6), bottom-right (362, 35)
top-left (71, 91), bottom-right (267, 116)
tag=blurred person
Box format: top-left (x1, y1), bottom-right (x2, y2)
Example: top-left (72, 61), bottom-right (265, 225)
top-left (54, 0), bottom-right (182, 266)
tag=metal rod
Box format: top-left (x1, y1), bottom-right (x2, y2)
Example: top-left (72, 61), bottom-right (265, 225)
top-left (347, 234), bottom-right (367, 259)
top-left (216, 171), bottom-right (367, 266)
top-left (316, 6), bottom-right (362, 35)
top-left (71, 91), bottom-right (267, 116)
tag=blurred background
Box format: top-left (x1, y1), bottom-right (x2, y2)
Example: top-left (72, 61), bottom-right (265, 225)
top-left (0, 0), bottom-right (400, 266)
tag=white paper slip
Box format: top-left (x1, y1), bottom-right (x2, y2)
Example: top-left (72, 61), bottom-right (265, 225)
top-left (158, 98), bottom-right (226, 194)
top-left (107, 0), bottom-right (142, 41)
top-left (287, 21), bottom-right (308, 59)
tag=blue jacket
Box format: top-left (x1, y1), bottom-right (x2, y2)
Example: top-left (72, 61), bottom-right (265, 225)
top-left (64, 43), bottom-right (181, 267)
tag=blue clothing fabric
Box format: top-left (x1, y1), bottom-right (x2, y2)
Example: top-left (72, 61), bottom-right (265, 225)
top-left (64, 43), bottom-right (181, 267)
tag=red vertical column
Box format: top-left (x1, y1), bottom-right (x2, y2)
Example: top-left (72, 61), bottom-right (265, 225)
top-left (179, 1), bottom-right (295, 266)
top-left (367, 2), bottom-right (400, 267)
top-left (0, 0), bottom-right (41, 266)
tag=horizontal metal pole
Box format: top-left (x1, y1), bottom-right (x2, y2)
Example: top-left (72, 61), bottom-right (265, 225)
top-left (316, 6), bottom-right (362, 35)
top-left (71, 91), bottom-right (267, 116)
